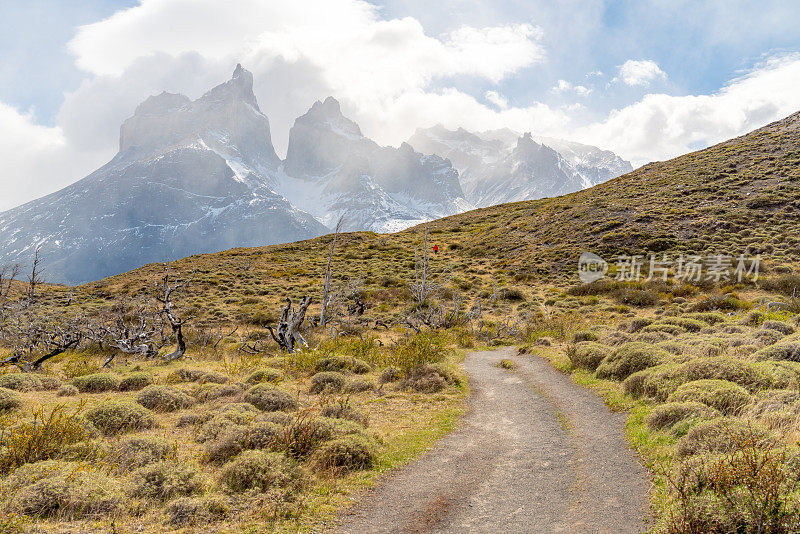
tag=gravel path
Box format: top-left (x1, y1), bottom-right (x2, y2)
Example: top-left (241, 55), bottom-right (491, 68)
top-left (333, 347), bottom-right (651, 533)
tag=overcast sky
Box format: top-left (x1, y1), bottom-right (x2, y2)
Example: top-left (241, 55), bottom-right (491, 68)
top-left (2, 0), bottom-right (800, 211)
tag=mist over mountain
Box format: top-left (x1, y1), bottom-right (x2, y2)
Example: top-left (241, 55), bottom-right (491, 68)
top-left (407, 125), bottom-right (632, 208)
top-left (0, 66), bottom-right (631, 284)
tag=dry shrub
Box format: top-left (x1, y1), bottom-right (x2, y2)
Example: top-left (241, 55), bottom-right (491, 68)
top-left (195, 403), bottom-right (259, 443)
top-left (343, 378), bottom-right (375, 393)
top-left (118, 372), bottom-right (153, 392)
top-left (314, 434), bottom-right (377, 472)
top-left (762, 320), bottom-right (796, 336)
top-left (320, 401), bottom-right (369, 426)
top-left (108, 436), bottom-right (176, 471)
top-left (244, 384), bottom-right (297, 412)
top-left (646, 402), bottom-right (720, 433)
top-left (309, 372), bottom-right (345, 394)
top-left (167, 495), bottom-right (229, 527)
top-left (130, 461), bottom-right (204, 501)
top-left (85, 401), bottom-right (157, 436)
top-left (567, 342), bottom-right (610, 371)
top-left (754, 341), bottom-right (800, 362)
top-left (194, 383), bottom-right (242, 403)
top-left (389, 331), bottom-right (451, 373)
top-left (4, 461), bottom-right (125, 519)
top-left (246, 368), bottom-right (283, 385)
top-left (0, 387), bottom-right (21, 412)
top-left (380, 366), bottom-right (401, 383)
top-left (663, 436), bottom-right (800, 533)
top-left (677, 418), bottom-right (773, 458)
top-left (168, 368), bottom-right (228, 384)
top-left (668, 379), bottom-right (751, 415)
top-left (72, 373), bottom-right (120, 393)
top-left (399, 365), bottom-right (447, 393)
top-left (56, 384), bottom-right (78, 397)
top-left (595, 342), bottom-right (671, 380)
top-left (0, 403), bottom-right (94, 473)
top-left (136, 385), bottom-right (195, 412)
top-left (219, 450), bottom-right (305, 494)
top-left (0, 373), bottom-right (42, 392)
top-left (315, 356), bottom-right (371, 374)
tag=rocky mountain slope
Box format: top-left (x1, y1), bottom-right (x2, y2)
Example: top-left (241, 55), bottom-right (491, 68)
top-left (276, 97), bottom-right (471, 232)
top-left (407, 125), bottom-right (632, 207)
top-left (0, 65), bottom-right (327, 284)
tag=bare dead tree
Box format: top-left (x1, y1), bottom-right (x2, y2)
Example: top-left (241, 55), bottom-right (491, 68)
top-left (320, 216), bottom-right (344, 328)
top-left (89, 300), bottom-right (165, 367)
top-left (410, 225), bottom-right (451, 310)
top-left (0, 264), bottom-right (20, 324)
top-left (26, 244), bottom-right (44, 303)
top-left (1, 312), bottom-right (84, 371)
top-left (267, 296), bottom-right (312, 353)
top-left (154, 267), bottom-right (194, 362)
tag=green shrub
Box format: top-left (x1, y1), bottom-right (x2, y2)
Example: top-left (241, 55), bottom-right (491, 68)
top-left (314, 434), bottom-right (377, 472)
top-left (57, 384), bottom-right (78, 397)
top-left (85, 401), bottom-right (157, 436)
top-left (572, 330), bottom-right (598, 342)
top-left (668, 379), bottom-right (751, 415)
top-left (72, 373), bottom-right (120, 393)
top-left (167, 495), bottom-right (229, 527)
top-left (119, 372), bottom-right (153, 391)
top-left (244, 385), bottom-right (297, 411)
top-left (498, 359), bottom-right (515, 370)
top-left (646, 401), bottom-right (720, 432)
top-left (309, 372), bottom-right (346, 394)
top-left (4, 460), bottom-right (124, 519)
top-left (130, 461), bottom-right (204, 501)
top-left (676, 418), bottom-right (773, 457)
top-left (612, 288), bottom-right (660, 307)
top-left (595, 342), bottom-right (671, 380)
top-left (567, 342), bottom-right (609, 371)
top-left (246, 368), bottom-right (283, 385)
top-left (390, 331), bottom-right (450, 373)
top-left (136, 385), bottom-right (194, 412)
top-left (642, 323), bottom-right (687, 336)
top-left (108, 436), bottom-right (176, 471)
top-left (0, 404), bottom-right (94, 472)
top-left (0, 373), bottom-right (42, 391)
top-left (0, 387), bottom-right (21, 412)
top-left (680, 357), bottom-right (772, 391)
top-left (219, 451), bottom-right (305, 494)
top-left (656, 317), bottom-right (706, 332)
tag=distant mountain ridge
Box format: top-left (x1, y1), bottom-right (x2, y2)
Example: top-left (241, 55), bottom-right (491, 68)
top-left (0, 65), bottom-right (632, 284)
top-left (407, 125), bottom-right (633, 208)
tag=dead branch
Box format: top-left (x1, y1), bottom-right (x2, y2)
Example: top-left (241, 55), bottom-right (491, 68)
top-left (267, 296), bottom-right (312, 353)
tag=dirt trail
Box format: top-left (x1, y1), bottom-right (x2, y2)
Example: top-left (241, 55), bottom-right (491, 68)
top-left (333, 347), bottom-right (651, 533)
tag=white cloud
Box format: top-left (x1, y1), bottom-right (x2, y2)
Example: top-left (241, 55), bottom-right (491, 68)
top-left (575, 54), bottom-right (800, 166)
top-left (484, 90), bottom-right (508, 109)
top-left (615, 59), bottom-right (666, 86)
top-left (550, 79), bottom-right (592, 96)
top-left (0, 0), bottom-right (545, 210)
top-left (0, 103), bottom-right (105, 211)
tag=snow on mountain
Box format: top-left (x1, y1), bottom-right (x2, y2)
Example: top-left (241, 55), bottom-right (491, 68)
top-left (0, 65), bottom-right (326, 284)
top-left (408, 125), bottom-right (633, 207)
top-left (280, 97), bottom-right (471, 232)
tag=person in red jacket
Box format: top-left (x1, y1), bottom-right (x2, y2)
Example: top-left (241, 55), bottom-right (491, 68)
top-left (433, 244), bottom-right (439, 255)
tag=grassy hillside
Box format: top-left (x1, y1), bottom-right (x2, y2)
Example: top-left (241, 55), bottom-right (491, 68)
top-left (3, 111), bottom-right (800, 533)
